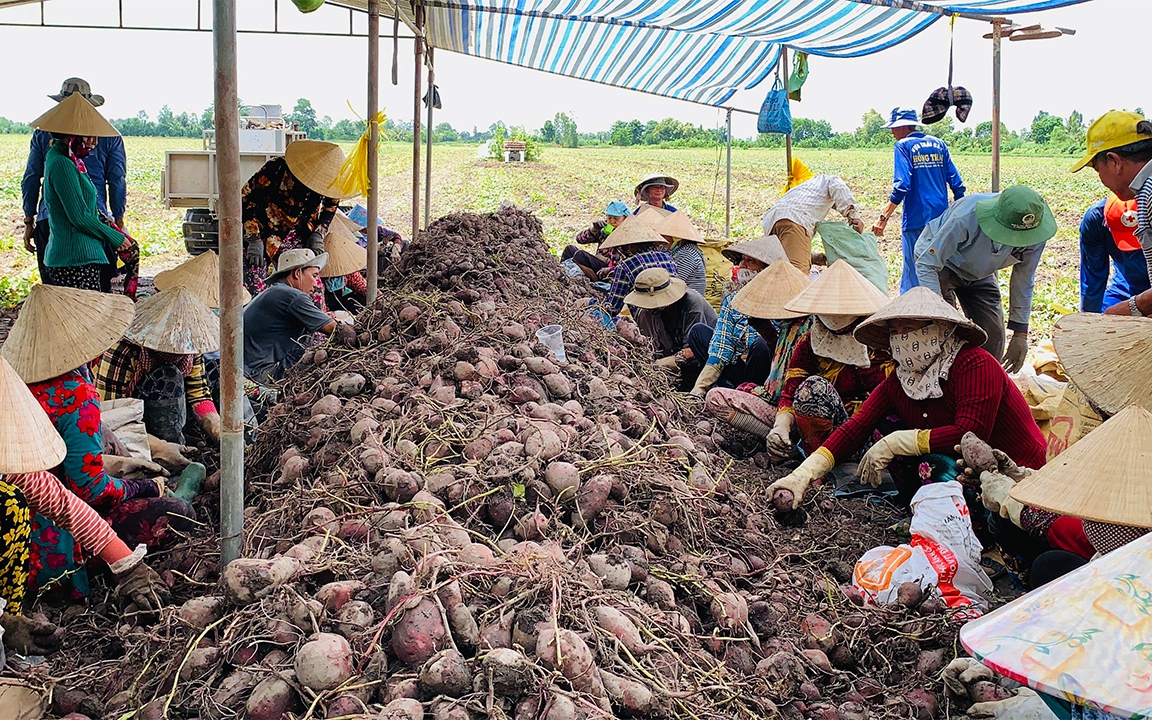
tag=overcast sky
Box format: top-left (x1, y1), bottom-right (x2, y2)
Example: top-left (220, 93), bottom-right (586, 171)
top-left (0, 0), bottom-right (1143, 139)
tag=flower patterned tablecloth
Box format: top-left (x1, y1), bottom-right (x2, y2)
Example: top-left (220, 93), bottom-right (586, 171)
top-left (961, 532), bottom-right (1152, 719)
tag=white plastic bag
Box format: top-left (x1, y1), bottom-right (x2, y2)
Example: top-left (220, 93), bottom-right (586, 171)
top-left (853, 544), bottom-right (938, 607)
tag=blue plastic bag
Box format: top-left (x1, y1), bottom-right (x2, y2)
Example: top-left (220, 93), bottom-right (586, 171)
top-left (757, 77), bottom-right (792, 135)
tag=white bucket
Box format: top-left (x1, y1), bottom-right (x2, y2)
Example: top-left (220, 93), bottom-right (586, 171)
top-left (535, 324), bottom-right (567, 363)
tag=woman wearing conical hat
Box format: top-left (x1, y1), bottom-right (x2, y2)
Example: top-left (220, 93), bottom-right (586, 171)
top-left (598, 215), bottom-right (678, 317)
top-left (769, 288), bottom-right (1048, 512)
top-left (654, 210), bottom-right (707, 297)
top-left (0, 355), bottom-right (170, 655)
top-left (1, 285), bottom-right (199, 599)
top-left (710, 261), bottom-right (897, 459)
top-left (634, 173), bottom-right (678, 212)
top-left (242, 139), bottom-right (351, 295)
top-left (95, 288), bottom-right (223, 446)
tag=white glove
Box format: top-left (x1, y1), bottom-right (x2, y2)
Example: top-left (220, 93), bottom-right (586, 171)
top-left (968, 688), bottom-right (1058, 720)
top-left (858, 429), bottom-right (924, 488)
top-left (979, 470), bottom-right (1026, 527)
top-left (655, 355), bottom-right (680, 370)
top-left (766, 412), bottom-right (795, 458)
top-left (690, 364), bottom-right (723, 397)
top-left (943, 658), bottom-right (994, 697)
top-left (766, 450), bottom-right (834, 510)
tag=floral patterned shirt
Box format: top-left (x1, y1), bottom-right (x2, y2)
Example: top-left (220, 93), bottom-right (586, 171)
top-left (242, 157), bottom-right (338, 260)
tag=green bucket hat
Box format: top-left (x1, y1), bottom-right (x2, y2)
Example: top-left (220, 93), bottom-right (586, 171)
top-left (974, 185), bottom-right (1057, 248)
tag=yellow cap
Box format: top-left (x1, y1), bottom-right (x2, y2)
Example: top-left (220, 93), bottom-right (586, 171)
top-left (1071, 110), bottom-right (1152, 173)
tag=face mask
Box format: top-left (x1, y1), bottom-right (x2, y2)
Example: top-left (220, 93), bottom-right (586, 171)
top-left (70, 136), bottom-right (93, 158)
top-left (734, 268), bottom-right (757, 286)
top-left (818, 314), bottom-right (857, 332)
top-left (889, 324), bottom-right (946, 373)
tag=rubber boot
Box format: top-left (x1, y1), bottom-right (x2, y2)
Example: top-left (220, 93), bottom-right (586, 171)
top-left (725, 410), bottom-right (773, 438)
top-left (171, 462), bottom-right (206, 502)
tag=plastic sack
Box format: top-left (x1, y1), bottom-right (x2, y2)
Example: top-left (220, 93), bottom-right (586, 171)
top-left (814, 221), bottom-right (890, 294)
top-left (560, 259), bottom-right (585, 278)
top-left (757, 77), bottom-right (792, 135)
top-left (334, 110), bottom-right (386, 199)
top-left (853, 481), bottom-right (991, 613)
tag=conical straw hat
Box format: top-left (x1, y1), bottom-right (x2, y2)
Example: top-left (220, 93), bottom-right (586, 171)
top-left (784, 259), bottom-right (890, 316)
top-left (1052, 313), bottom-right (1152, 415)
top-left (633, 204), bottom-right (673, 230)
top-left (2, 284), bottom-right (134, 383)
top-left (0, 356), bottom-right (66, 474)
top-left (332, 210), bottom-right (364, 236)
top-left (722, 235), bottom-right (787, 266)
top-left (599, 214), bottom-right (667, 250)
top-left (285, 140), bottom-right (351, 199)
top-left (853, 287), bottom-right (987, 350)
top-left (321, 222), bottom-right (368, 278)
top-left (1010, 404), bottom-right (1152, 527)
top-left (30, 92), bottom-right (119, 137)
top-left (653, 211), bottom-right (704, 244)
top-left (123, 287), bottom-right (220, 355)
top-left (730, 260), bottom-right (811, 320)
top-left (153, 251), bottom-right (251, 309)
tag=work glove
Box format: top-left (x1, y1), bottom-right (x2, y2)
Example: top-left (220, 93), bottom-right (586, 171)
top-left (978, 470), bottom-right (1025, 527)
top-left (858, 429), bottom-right (925, 488)
top-left (943, 658), bottom-right (994, 697)
top-left (655, 355), bottom-right (680, 370)
top-left (956, 445), bottom-right (1032, 483)
top-left (767, 449), bottom-right (835, 510)
top-left (1002, 332), bottom-right (1028, 374)
top-left (111, 545), bottom-right (170, 613)
top-left (690, 364), bottom-right (723, 398)
top-left (245, 239), bottom-right (266, 272)
top-left (390, 241), bottom-right (403, 264)
top-left (847, 216), bottom-right (865, 234)
top-left (306, 230), bottom-right (326, 255)
top-left (147, 435), bottom-right (197, 473)
top-left (200, 412), bottom-right (222, 444)
top-left (766, 412), bottom-right (795, 458)
top-left (103, 454), bottom-right (169, 480)
top-left (968, 688), bottom-right (1058, 720)
top-left (0, 613), bottom-right (61, 656)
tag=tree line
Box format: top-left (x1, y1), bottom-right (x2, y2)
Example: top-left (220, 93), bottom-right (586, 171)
top-left (0, 97), bottom-right (1141, 157)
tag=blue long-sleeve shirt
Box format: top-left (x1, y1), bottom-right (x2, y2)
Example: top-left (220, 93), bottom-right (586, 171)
top-left (1079, 199), bottom-right (1150, 313)
top-left (889, 131), bottom-right (964, 231)
top-left (22, 129), bottom-right (127, 221)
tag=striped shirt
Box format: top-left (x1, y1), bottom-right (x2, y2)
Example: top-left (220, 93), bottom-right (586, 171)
top-left (761, 174), bottom-right (862, 237)
top-left (604, 250), bottom-right (677, 315)
top-left (671, 243), bottom-right (707, 296)
top-left (5, 471), bottom-right (119, 556)
top-left (1129, 160), bottom-right (1152, 284)
top-left (705, 293), bottom-right (757, 367)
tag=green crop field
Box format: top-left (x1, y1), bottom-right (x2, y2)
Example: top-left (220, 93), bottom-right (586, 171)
top-left (0, 135), bottom-right (1105, 337)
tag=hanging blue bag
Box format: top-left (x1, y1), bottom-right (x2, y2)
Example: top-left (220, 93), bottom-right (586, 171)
top-left (757, 76), bottom-right (792, 135)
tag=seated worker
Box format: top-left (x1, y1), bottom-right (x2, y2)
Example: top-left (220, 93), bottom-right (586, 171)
top-left (769, 288), bottom-right (1047, 512)
top-left (318, 221), bottom-right (370, 313)
top-left (654, 210), bottom-right (707, 297)
top-left (562, 201), bottom-right (630, 281)
top-left (1080, 194), bottom-right (1149, 312)
top-left (705, 261), bottom-right (892, 452)
top-left (96, 288), bottom-right (222, 446)
top-left (760, 173), bottom-right (866, 274)
top-left (634, 174), bottom-right (678, 212)
top-left (703, 260), bottom-right (812, 436)
top-left (597, 215), bottom-right (678, 317)
top-left (631, 268), bottom-right (717, 389)
top-left (0, 355), bottom-right (170, 655)
top-left (0, 284), bottom-right (199, 600)
top-left (243, 249), bottom-right (338, 385)
top-left (690, 236), bottom-right (788, 396)
top-left (914, 184), bottom-right (1057, 372)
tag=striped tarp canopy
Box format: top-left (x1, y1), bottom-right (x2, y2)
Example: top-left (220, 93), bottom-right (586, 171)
top-left (331, 0), bottom-right (1087, 107)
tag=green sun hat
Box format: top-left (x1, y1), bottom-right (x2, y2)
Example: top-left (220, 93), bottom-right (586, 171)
top-left (974, 185), bottom-right (1057, 247)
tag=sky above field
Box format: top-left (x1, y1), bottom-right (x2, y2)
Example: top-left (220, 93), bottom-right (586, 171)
top-left (0, 0), bottom-right (1142, 139)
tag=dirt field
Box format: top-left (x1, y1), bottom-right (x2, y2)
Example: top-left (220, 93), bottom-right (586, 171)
top-left (0, 135), bottom-right (1103, 334)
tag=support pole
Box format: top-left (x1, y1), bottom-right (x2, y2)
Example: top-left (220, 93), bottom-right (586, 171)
top-left (411, 1), bottom-right (423, 242)
top-left (213, 0), bottom-right (243, 567)
top-left (424, 47), bottom-right (434, 229)
top-left (366, 0), bottom-right (380, 299)
top-left (781, 45), bottom-right (793, 179)
top-left (725, 108), bottom-right (732, 239)
top-left (991, 19), bottom-right (1002, 192)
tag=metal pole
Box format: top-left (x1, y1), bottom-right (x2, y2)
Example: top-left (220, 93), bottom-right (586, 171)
top-left (781, 45), bottom-right (793, 178)
top-left (366, 0), bottom-right (380, 299)
top-left (424, 47), bottom-right (434, 229)
top-left (991, 19), bottom-right (1002, 192)
top-left (411, 1), bottom-right (423, 242)
top-left (213, 0), bottom-right (243, 567)
top-left (725, 108), bottom-right (732, 239)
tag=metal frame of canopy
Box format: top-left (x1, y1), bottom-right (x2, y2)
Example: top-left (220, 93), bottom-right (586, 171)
top-left (0, 0), bottom-right (1079, 569)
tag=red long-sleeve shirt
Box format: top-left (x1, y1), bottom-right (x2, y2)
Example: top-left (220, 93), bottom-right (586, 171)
top-left (778, 338), bottom-right (895, 413)
top-left (822, 345), bottom-right (1047, 469)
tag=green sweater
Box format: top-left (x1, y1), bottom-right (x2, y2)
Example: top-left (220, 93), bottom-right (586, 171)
top-left (42, 141), bottom-right (126, 268)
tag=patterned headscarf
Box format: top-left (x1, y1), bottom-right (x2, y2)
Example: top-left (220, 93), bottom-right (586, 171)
top-left (889, 322), bottom-right (966, 400)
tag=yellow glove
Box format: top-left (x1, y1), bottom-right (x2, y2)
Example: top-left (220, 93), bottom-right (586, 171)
top-left (690, 363), bottom-right (723, 397)
top-left (766, 411), bottom-right (795, 458)
top-left (981, 470), bottom-right (1026, 528)
top-left (767, 448), bottom-right (834, 510)
top-left (858, 429), bottom-right (929, 488)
